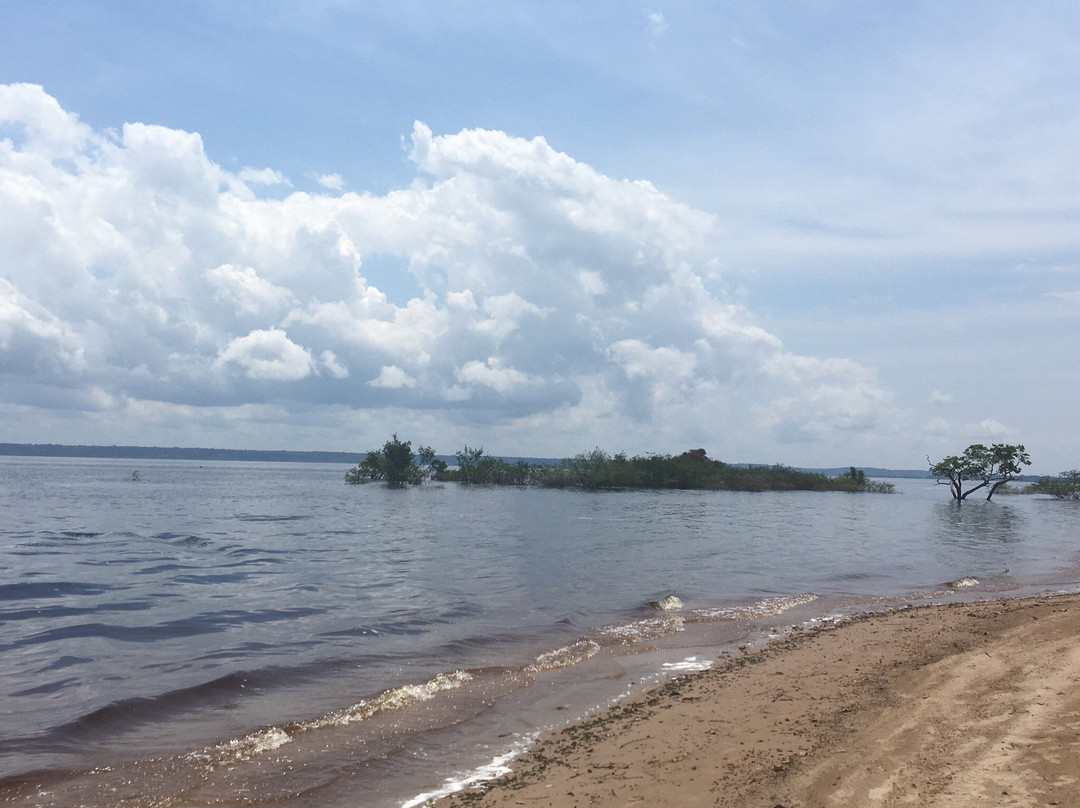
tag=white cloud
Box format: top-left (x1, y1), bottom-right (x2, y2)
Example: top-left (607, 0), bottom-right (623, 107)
top-left (969, 418), bottom-right (1012, 440)
top-left (446, 289), bottom-right (478, 310)
top-left (206, 264), bottom-right (294, 314)
top-left (216, 328), bottom-right (314, 381)
top-left (239, 166), bottom-right (292, 187)
top-left (315, 173), bottom-right (345, 190)
top-left (320, 349), bottom-right (348, 379)
top-left (369, 365), bottom-right (416, 389)
top-left (472, 292), bottom-right (550, 340)
top-left (0, 82), bottom-right (91, 154)
top-left (609, 339), bottom-right (695, 382)
top-left (0, 277), bottom-right (86, 374)
top-left (647, 11), bottom-right (668, 37)
top-left (0, 85), bottom-right (901, 460)
top-left (456, 357), bottom-right (533, 396)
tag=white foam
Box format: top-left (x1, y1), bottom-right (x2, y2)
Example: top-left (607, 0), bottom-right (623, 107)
top-left (400, 735), bottom-right (536, 808)
top-left (188, 726), bottom-right (293, 766)
top-left (189, 670), bottom-right (475, 769)
top-left (525, 638), bottom-right (600, 673)
top-left (597, 614), bottom-right (686, 642)
top-left (302, 670), bottom-right (474, 731)
top-left (649, 594), bottom-right (683, 611)
top-left (662, 655), bottom-right (712, 673)
top-left (946, 576), bottom-right (979, 588)
top-left (695, 592), bottom-right (818, 621)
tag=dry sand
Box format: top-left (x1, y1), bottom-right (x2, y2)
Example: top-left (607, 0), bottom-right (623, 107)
top-left (436, 592), bottom-right (1080, 808)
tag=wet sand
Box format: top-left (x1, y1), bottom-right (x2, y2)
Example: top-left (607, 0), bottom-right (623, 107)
top-left (435, 592), bottom-right (1080, 808)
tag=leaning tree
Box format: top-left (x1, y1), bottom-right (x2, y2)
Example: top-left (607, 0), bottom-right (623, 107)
top-left (929, 443), bottom-right (1031, 502)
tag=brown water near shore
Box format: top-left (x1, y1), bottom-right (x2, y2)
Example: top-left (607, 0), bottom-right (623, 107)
top-left (435, 592), bottom-right (1080, 808)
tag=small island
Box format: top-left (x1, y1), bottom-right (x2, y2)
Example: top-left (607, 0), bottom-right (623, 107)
top-left (345, 437), bottom-right (894, 493)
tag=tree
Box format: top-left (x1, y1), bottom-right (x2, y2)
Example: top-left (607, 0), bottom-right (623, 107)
top-left (455, 445), bottom-right (498, 484)
top-left (929, 443), bottom-right (1031, 502)
top-left (1032, 470), bottom-right (1080, 500)
top-left (844, 466), bottom-right (866, 487)
top-left (345, 434), bottom-right (442, 486)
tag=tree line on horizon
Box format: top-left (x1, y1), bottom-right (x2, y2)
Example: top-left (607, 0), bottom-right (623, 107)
top-left (345, 436), bottom-right (895, 493)
top-left (348, 435), bottom-right (1080, 501)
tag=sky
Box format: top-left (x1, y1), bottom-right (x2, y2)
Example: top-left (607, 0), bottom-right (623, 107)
top-left (1, 1), bottom-right (1078, 472)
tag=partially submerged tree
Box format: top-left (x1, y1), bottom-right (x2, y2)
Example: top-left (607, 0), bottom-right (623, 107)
top-left (345, 435), bottom-right (444, 486)
top-left (454, 445), bottom-right (499, 484)
top-left (929, 443), bottom-right (1031, 502)
top-left (1031, 470), bottom-right (1080, 500)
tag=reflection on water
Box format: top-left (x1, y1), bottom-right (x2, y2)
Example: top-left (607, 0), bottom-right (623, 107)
top-left (932, 499), bottom-right (1024, 549)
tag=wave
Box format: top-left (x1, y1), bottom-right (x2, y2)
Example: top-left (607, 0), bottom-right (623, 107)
top-left (186, 670), bottom-right (476, 769)
top-left (692, 592), bottom-right (818, 621)
top-left (402, 736), bottom-right (536, 808)
top-left (233, 513), bottom-right (310, 523)
top-left (185, 726), bottom-right (294, 767)
top-left (1, 606), bottom-right (329, 653)
top-left (597, 613), bottom-right (687, 642)
top-left (524, 638), bottom-right (601, 673)
top-left (648, 594), bottom-right (684, 611)
top-left (0, 581), bottom-right (108, 601)
top-left (47, 671), bottom-right (258, 743)
top-left (662, 655), bottom-right (713, 673)
top-left (297, 670), bottom-right (474, 733)
top-left (945, 576), bottom-right (979, 588)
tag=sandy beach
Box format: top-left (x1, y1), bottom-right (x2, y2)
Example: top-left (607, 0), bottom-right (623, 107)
top-left (436, 592), bottom-right (1080, 808)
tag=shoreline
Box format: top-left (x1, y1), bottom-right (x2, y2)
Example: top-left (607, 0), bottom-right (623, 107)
top-left (429, 590), bottom-right (1080, 807)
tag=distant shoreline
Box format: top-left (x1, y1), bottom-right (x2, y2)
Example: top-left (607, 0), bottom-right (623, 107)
top-left (0, 443), bottom-right (945, 478)
top-left (0, 443), bottom-right (370, 465)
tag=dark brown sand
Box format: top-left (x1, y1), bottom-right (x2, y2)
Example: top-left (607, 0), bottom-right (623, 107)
top-left (436, 592), bottom-right (1080, 808)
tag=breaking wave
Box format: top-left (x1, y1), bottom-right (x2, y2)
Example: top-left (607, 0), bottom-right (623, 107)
top-left (693, 592), bottom-right (818, 621)
top-left (597, 614), bottom-right (686, 642)
top-left (524, 638), bottom-right (600, 673)
top-left (186, 670), bottom-right (474, 769)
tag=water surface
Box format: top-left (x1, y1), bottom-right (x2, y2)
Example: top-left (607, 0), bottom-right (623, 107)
top-left (0, 457), bottom-right (1076, 806)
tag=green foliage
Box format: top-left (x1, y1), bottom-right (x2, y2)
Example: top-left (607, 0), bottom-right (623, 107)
top-left (347, 439), bottom-right (895, 494)
top-left (829, 466), bottom-right (895, 494)
top-left (532, 449), bottom-right (891, 493)
top-left (929, 443), bottom-right (1031, 502)
top-left (1031, 470), bottom-right (1080, 500)
top-left (453, 445), bottom-right (498, 484)
top-left (344, 434), bottom-right (442, 486)
top-left (439, 446), bottom-right (536, 485)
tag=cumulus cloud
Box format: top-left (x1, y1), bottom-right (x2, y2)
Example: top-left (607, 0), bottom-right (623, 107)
top-left (315, 172), bottom-right (344, 190)
top-left (206, 264), bottom-right (294, 314)
top-left (0, 277), bottom-right (85, 375)
top-left (456, 357), bottom-right (533, 396)
top-left (0, 83), bottom-right (899, 458)
top-left (216, 328), bottom-right (314, 381)
top-left (369, 365), bottom-right (416, 389)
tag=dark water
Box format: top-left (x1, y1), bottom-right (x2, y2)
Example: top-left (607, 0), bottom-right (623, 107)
top-left (0, 457), bottom-right (1077, 806)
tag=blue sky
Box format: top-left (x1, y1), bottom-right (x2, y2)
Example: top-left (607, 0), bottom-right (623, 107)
top-left (2, 1), bottom-right (1078, 471)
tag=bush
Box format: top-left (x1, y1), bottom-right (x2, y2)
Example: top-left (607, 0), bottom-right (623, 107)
top-left (345, 435), bottom-right (443, 486)
top-left (1032, 470), bottom-right (1080, 500)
